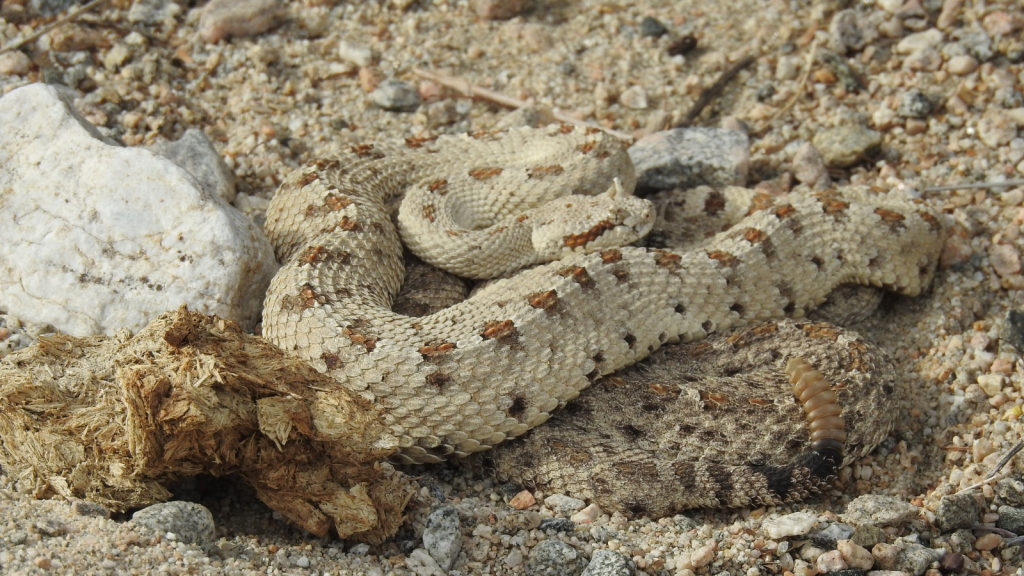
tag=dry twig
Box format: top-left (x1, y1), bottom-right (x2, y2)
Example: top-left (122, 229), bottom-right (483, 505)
top-left (676, 55), bottom-right (756, 128)
top-left (0, 0), bottom-right (111, 55)
top-left (412, 67), bottom-right (635, 141)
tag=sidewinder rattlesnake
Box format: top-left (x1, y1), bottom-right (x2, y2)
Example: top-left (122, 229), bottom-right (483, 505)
top-left (261, 123), bottom-right (945, 492)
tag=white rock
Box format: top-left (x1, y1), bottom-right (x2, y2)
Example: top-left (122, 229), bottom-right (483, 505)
top-left (619, 85), bottom-right (649, 110)
top-left (895, 29), bottom-right (944, 54)
top-left (405, 548), bottom-right (445, 576)
top-left (544, 494), bottom-right (586, 515)
top-left (338, 40), bottom-right (374, 67)
top-left (0, 83), bottom-right (276, 336)
top-left (764, 512), bottom-right (819, 538)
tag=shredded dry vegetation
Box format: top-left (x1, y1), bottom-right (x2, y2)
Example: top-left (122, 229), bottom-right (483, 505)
top-left (0, 305), bottom-right (414, 544)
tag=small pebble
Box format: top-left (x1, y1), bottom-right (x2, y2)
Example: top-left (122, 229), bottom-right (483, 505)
top-left (947, 54), bottom-right (979, 75)
top-left (338, 40), bottom-right (374, 67)
top-left (369, 80), bottom-right (421, 111)
top-left (896, 29), bottom-right (944, 54)
top-left (422, 506), bottom-right (462, 571)
top-left (130, 501), bottom-right (215, 547)
top-left (815, 549), bottom-right (848, 572)
top-left (765, 512), bottom-right (818, 538)
top-left (0, 51), bottom-right (33, 75)
top-left (689, 543), bottom-right (716, 568)
top-left (544, 494), bottom-right (586, 515)
top-left (581, 549), bottom-right (635, 576)
top-left (896, 89), bottom-right (933, 118)
top-left (982, 11), bottom-right (1024, 37)
top-left (843, 495), bottom-right (919, 527)
top-left (639, 16), bottom-right (668, 38)
top-left (791, 142), bottom-right (830, 189)
top-left (618, 85), bottom-right (648, 110)
top-left (812, 125), bottom-right (882, 168)
top-left (571, 503), bottom-right (602, 524)
top-left (509, 490), bottom-right (536, 509)
top-left (539, 518), bottom-right (576, 533)
top-left (937, 0), bottom-right (964, 29)
top-left (973, 533), bottom-right (1001, 551)
top-left (935, 493), bottom-right (983, 532)
top-left (471, 0), bottom-right (526, 20)
top-left (978, 109), bottom-right (1018, 148)
top-left (199, 0), bottom-right (286, 43)
top-left (837, 539), bottom-right (874, 570)
top-left (828, 9), bottom-right (878, 53)
top-left (667, 35), bottom-right (697, 56)
top-left (525, 540), bottom-right (588, 576)
top-left (996, 505), bottom-right (1024, 533)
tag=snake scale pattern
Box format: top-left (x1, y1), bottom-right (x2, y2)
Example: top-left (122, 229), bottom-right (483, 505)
top-left (261, 124), bottom-right (946, 505)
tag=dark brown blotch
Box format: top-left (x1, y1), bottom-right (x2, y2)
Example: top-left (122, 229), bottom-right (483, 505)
top-left (469, 167), bottom-right (503, 180)
top-left (528, 165), bottom-right (565, 178)
top-left (528, 290), bottom-right (559, 313)
top-left (705, 190), bottom-right (726, 215)
top-left (426, 371), bottom-right (452, 389)
top-left (563, 220), bottom-right (615, 248)
top-left (557, 266), bottom-right (596, 289)
top-left (321, 352), bottom-right (342, 370)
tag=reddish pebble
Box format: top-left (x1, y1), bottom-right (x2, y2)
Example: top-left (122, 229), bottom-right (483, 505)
top-left (508, 490), bottom-right (536, 510)
top-left (0, 326), bottom-right (9, 341)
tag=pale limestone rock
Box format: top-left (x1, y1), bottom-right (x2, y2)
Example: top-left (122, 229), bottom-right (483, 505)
top-left (0, 83), bottom-right (276, 336)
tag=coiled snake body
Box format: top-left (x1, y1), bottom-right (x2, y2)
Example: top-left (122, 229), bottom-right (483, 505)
top-left (261, 125), bottom-right (945, 469)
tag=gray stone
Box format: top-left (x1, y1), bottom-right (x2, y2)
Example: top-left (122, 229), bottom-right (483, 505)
top-left (150, 129), bottom-right (236, 203)
top-left (127, 0), bottom-right (182, 24)
top-left (526, 539), bottom-right (588, 576)
top-left (71, 501), bottom-right (110, 518)
top-left (996, 505), bottom-right (1024, 534)
top-left (25, 0), bottom-right (81, 17)
top-left (842, 495), bottom-right (919, 527)
top-left (935, 493), bottom-right (983, 532)
top-left (896, 89), bottom-right (933, 118)
top-left (808, 522), bottom-right (855, 547)
top-left (957, 30), bottom-right (994, 61)
top-left (812, 125), bottom-right (882, 168)
top-left (0, 83), bottom-right (276, 336)
top-left (828, 9), bottom-right (878, 53)
top-left (581, 549), bottom-right (635, 576)
top-left (639, 17), bottom-right (668, 38)
top-left (895, 542), bottom-right (942, 576)
top-left (544, 494), bottom-right (587, 516)
top-left (850, 524), bottom-right (886, 548)
top-left (628, 127), bottom-right (749, 191)
top-left (131, 501), bottom-right (215, 546)
top-left (791, 142), bottom-right (830, 189)
top-left (996, 476), bottom-right (1024, 505)
top-left (933, 528), bottom-right (975, 554)
top-left (422, 506), bottom-right (462, 571)
top-left (370, 80), bottom-right (421, 111)
top-left (539, 518), bottom-right (576, 533)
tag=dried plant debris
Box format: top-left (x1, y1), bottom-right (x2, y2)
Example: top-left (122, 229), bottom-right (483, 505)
top-left (0, 305), bottom-right (414, 544)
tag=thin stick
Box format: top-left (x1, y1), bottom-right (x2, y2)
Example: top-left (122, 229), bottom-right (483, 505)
top-left (954, 440), bottom-right (1024, 495)
top-left (767, 37), bottom-right (820, 124)
top-left (412, 67), bottom-right (635, 142)
top-left (0, 0), bottom-right (111, 55)
top-left (922, 179), bottom-right (1024, 193)
top-left (676, 55), bottom-right (756, 128)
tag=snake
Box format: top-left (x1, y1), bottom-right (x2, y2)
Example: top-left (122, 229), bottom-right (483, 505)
top-left (260, 124), bottom-right (945, 468)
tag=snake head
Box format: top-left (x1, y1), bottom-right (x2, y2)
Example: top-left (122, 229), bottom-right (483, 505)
top-left (531, 184), bottom-right (655, 259)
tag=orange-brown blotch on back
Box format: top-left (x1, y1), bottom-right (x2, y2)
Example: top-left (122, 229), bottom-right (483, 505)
top-left (563, 220), bottom-right (616, 248)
